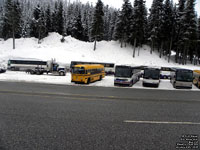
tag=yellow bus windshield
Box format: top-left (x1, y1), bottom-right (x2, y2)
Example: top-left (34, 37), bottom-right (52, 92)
top-left (72, 67), bottom-right (85, 74)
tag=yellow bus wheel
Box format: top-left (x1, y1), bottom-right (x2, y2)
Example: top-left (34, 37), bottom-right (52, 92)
top-left (99, 75), bottom-right (102, 81)
top-left (87, 78), bottom-right (90, 84)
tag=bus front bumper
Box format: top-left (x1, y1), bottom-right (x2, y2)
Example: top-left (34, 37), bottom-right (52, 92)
top-left (114, 80), bottom-right (132, 86)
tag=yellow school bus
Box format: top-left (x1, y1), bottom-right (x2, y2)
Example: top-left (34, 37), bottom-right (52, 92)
top-left (193, 70), bottom-right (200, 88)
top-left (71, 64), bottom-right (105, 84)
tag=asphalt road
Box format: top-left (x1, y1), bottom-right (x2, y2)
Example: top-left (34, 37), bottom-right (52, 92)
top-left (0, 81), bottom-right (200, 150)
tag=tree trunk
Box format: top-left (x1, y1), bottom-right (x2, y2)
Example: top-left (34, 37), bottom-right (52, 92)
top-left (185, 43), bottom-right (189, 65)
top-left (94, 37), bottom-right (97, 51)
top-left (151, 40), bottom-right (153, 54)
top-left (120, 39), bottom-right (123, 48)
top-left (133, 38), bottom-right (137, 58)
top-left (168, 37), bottom-right (173, 63)
top-left (160, 41), bottom-right (163, 58)
top-left (13, 29), bottom-right (15, 49)
top-left (183, 43), bottom-right (186, 65)
top-left (138, 45), bottom-right (141, 56)
top-left (175, 48), bottom-right (178, 63)
top-left (38, 26), bottom-right (41, 44)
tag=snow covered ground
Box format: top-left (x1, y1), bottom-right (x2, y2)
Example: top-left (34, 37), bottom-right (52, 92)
top-left (0, 32), bottom-right (200, 70)
top-left (0, 71), bottom-right (199, 91)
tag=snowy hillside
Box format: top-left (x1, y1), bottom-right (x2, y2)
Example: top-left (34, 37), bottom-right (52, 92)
top-left (0, 33), bottom-right (199, 70)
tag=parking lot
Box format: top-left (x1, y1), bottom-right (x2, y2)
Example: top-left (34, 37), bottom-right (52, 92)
top-left (0, 71), bottom-right (199, 91)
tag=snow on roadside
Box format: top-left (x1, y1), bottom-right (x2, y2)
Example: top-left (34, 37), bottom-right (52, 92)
top-left (0, 71), bottom-right (199, 91)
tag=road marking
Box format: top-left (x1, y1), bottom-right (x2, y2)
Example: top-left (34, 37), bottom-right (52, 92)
top-left (124, 120), bottom-right (200, 125)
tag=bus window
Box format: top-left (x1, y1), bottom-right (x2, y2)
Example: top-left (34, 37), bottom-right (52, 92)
top-left (144, 69), bottom-right (160, 80)
top-left (176, 71), bottom-right (193, 82)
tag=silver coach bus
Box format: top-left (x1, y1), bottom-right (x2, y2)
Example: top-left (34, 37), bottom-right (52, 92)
top-left (170, 68), bottom-right (193, 89)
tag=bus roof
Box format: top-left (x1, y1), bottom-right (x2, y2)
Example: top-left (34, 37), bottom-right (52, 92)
top-left (144, 66), bottom-right (161, 70)
top-left (171, 67), bottom-right (192, 72)
top-left (116, 65), bottom-right (141, 69)
top-left (9, 58), bottom-right (44, 61)
top-left (74, 64), bottom-right (104, 69)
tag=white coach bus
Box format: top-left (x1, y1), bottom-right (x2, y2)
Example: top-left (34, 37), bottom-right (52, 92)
top-left (143, 67), bottom-right (161, 87)
top-left (7, 59), bottom-right (47, 71)
top-left (114, 65), bottom-right (141, 87)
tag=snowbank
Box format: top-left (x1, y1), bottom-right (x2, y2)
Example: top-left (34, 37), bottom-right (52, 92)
top-left (0, 32), bottom-right (199, 70)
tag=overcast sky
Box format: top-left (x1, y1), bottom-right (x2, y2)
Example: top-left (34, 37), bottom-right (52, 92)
top-left (74, 0), bottom-right (200, 16)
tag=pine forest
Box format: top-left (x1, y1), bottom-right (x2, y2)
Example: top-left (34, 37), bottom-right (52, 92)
top-left (0, 0), bottom-right (200, 65)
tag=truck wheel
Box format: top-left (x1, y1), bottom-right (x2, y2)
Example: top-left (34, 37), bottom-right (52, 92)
top-left (59, 72), bottom-right (65, 76)
top-left (30, 70), bottom-right (35, 75)
top-left (36, 71), bottom-right (40, 75)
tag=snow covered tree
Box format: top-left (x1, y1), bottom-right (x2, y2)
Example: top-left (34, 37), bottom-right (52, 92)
top-left (57, 1), bottom-right (64, 35)
top-left (82, 3), bottom-right (90, 41)
top-left (103, 5), bottom-right (111, 41)
top-left (114, 0), bottom-right (133, 48)
top-left (2, 0), bottom-right (22, 49)
top-left (176, 0), bottom-right (186, 63)
top-left (52, 1), bottom-right (58, 33)
top-left (0, 5), bottom-right (4, 38)
top-left (66, 2), bottom-right (74, 36)
top-left (2, 0), bottom-right (13, 40)
top-left (182, 0), bottom-right (197, 64)
top-left (109, 9), bottom-right (118, 41)
top-left (71, 7), bottom-right (84, 41)
top-left (30, 5), bottom-right (47, 43)
top-left (45, 4), bottom-right (52, 34)
top-left (197, 17), bottom-right (200, 63)
top-left (162, 0), bottom-right (174, 61)
top-left (130, 0), bottom-right (147, 57)
top-left (148, 0), bottom-right (164, 54)
top-left (91, 0), bottom-right (104, 50)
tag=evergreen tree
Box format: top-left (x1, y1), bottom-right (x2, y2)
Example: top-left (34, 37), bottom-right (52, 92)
top-left (109, 10), bottom-right (118, 41)
top-left (45, 4), bottom-right (52, 34)
top-left (13, 0), bottom-right (22, 39)
top-left (176, 0), bottom-right (186, 63)
top-left (103, 5), bottom-right (110, 41)
top-left (148, 0), bottom-right (164, 54)
top-left (2, 0), bottom-right (13, 40)
top-left (66, 3), bottom-right (74, 36)
top-left (57, 1), bottom-right (64, 35)
top-left (82, 4), bottom-right (90, 41)
top-left (71, 9), bottom-right (84, 40)
top-left (197, 17), bottom-right (200, 63)
top-left (30, 5), bottom-right (47, 43)
top-left (91, 0), bottom-right (104, 50)
top-left (182, 0), bottom-right (197, 64)
top-left (0, 5), bottom-right (4, 38)
top-left (52, 1), bottom-right (58, 33)
top-left (162, 0), bottom-right (174, 61)
top-left (115, 0), bottom-right (133, 47)
top-left (2, 0), bottom-right (22, 49)
top-left (130, 0), bottom-right (147, 57)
